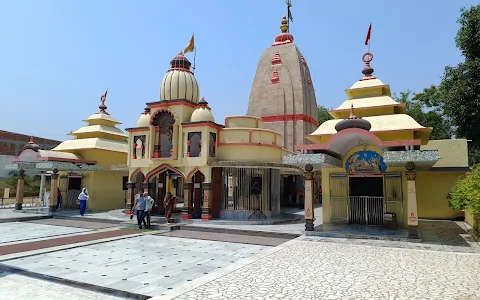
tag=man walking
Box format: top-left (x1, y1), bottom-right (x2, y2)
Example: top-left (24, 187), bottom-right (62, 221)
top-left (132, 192), bottom-right (146, 229)
top-left (143, 192), bottom-right (154, 229)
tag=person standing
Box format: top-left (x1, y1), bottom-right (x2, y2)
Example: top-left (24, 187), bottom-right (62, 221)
top-left (56, 187), bottom-right (62, 210)
top-left (77, 188), bottom-right (89, 216)
top-left (143, 192), bottom-right (154, 229)
top-left (163, 192), bottom-right (177, 223)
top-left (132, 192), bottom-right (146, 229)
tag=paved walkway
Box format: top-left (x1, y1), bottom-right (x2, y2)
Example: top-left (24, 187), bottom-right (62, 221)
top-left (0, 222), bottom-right (91, 244)
top-left (0, 271), bottom-right (125, 300)
top-left (154, 237), bottom-right (480, 300)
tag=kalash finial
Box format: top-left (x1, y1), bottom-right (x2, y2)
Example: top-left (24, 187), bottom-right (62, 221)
top-left (98, 89), bottom-right (109, 114)
top-left (360, 52), bottom-right (376, 81)
top-left (280, 15), bottom-right (289, 33)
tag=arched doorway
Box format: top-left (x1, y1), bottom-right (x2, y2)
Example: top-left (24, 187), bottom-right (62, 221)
top-left (145, 165), bottom-right (184, 215)
top-left (191, 171), bottom-right (205, 218)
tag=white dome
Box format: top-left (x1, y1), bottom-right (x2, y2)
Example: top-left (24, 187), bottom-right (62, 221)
top-left (191, 107), bottom-right (215, 122)
top-left (160, 52), bottom-right (200, 103)
top-left (136, 113), bottom-right (150, 127)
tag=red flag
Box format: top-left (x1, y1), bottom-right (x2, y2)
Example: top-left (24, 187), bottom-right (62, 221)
top-left (364, 23), bottom-right (372, 46)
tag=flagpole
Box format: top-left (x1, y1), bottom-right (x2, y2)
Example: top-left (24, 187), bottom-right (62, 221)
top-left (193, 46), bottom-right (196, 74)
top-left (368, 22), bottom-right (372, 53)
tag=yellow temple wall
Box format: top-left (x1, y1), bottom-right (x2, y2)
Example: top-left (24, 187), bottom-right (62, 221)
top-left (217, 145), bottom-right (282, 162)
top-left (416, 171), bottom-right (465, 219)
top-left (465, 210), bottom-right (479, 231)
top-left (78, 149), bottom-right (128, 211)
top-left (320, 167), bottom-right (342, 225)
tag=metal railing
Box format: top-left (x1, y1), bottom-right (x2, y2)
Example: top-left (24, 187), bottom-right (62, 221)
top-left (349, 196), bottom-right (384, 226)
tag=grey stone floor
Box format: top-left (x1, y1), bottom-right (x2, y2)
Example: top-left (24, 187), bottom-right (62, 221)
top-left (164, 237), bottom-right (480, 300)
top-left (2, 235), bottom-right (268, 297)
top-left (0, 271), bottom-right (125, 300)
top-left (0, 222), bottom-right (91, 244)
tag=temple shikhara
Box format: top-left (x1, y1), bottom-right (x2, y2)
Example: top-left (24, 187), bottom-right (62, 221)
top-left (7, 8), bottom-right (470, 238)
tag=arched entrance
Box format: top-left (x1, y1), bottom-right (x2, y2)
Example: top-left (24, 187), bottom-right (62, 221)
top-left (191, 170), bottom-right (205, 218)
top-left (145, 165), bottom-right (184, 215)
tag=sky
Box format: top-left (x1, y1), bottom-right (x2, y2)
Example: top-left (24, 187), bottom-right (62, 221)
top-left (0, 0), bottom-right (477, 142)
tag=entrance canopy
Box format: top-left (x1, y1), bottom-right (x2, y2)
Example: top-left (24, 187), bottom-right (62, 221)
top-left (282, 153), bottom-right (342, 169)
top-left (6, 148), bottom-right (102, 172)
top-left (383, 150), bottom-right (439, 170)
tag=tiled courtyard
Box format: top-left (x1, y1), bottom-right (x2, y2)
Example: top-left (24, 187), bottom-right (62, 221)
top-left (0, 212), bottom-right (479, 300)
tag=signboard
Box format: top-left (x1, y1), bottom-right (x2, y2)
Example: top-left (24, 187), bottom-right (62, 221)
top-left (345, 151), bottom-right (386, 175)
top-left (194, 183), bottom-right (201, 189)
top-left (157, 183), bottom-right (163, 188)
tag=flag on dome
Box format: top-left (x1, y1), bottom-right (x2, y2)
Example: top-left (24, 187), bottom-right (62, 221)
top-left (365, 23), bottom-right (372, 46)
top-left (286, 0), bottom-right (293, 22)
top-left (184, 34), bottom-right (195, 54)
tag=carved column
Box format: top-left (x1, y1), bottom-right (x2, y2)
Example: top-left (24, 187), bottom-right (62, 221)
top-left (304, 164), bottom-right (315, 231)
top-left (126, 182), bottom-right (136, 209)
top-left (201, 183), bottom-right (213, 220)
top-left (182, 182), bottom-right (194, 219)
top-left (405, 162), bottom-right (419, 239)
top-left (14, 170), bottom-right (25, 210)
top-left (49, 168), bottom-right (59, 212)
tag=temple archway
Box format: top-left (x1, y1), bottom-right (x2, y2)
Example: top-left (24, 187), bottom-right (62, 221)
top-left (151, 109), bottom-right (176, 158)
top-left (145, 164), bottom-right (185, 215)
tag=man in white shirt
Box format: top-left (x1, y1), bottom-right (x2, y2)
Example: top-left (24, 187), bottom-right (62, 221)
top-left (143, 192), bottom-right (154, 229)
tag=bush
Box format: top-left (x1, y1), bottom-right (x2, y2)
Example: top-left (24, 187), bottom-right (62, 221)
top-left (449, 165), bottom-right (480, 215)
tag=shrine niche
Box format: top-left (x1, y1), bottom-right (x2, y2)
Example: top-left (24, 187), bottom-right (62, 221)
top-left (151, 110), bottom-right (176, 158)
top-left (133, 135), bottom-right (146, 159)
top-left (187, 132), bottom-right (201, 157)
top-left (209, 132), bottom-right (217, 157)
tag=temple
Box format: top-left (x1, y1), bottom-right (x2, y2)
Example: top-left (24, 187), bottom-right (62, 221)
top-left (296, 52), bottom-right (469, 237)
top-left (247, 15), bottom-right (318, 153)
top-left (7, 92), bottom-right (129, 211)
top-left (125, 52), bottom-right (299, 220)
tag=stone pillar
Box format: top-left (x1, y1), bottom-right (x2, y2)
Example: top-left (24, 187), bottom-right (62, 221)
top-left (405, 162), bottom-right (419, 239)
top-left (304, 164), bottom-right (315, 231)
top-left (182, 182), bottom-right (193, 219)
top-left (201, 183), bottom-right (213, 220)
top-left (14, 170), bottom-right (25, 210)
top-left (126, 182), bottom-right (136, 209)
top-left (39, 174), bottom-right (46, 207)
top-left (49, 169), bottom-right (59, 212)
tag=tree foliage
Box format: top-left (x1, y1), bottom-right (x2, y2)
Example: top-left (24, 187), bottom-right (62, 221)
top-left (449, 164), bottom-right (480, 215)
top-left (5, 171), bottom-right (40, 193)
top-left (317, 105), bottom-right (333, 125)
top-left (393, 90), bottom-right (452, 140)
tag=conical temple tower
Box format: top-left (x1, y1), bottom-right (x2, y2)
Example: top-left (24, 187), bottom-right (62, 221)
top-left (247, 15), bottom-right (318, 152)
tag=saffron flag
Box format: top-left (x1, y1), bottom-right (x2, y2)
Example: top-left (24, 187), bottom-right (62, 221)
top-left (364, 23), bottom-right (372, 46)
top-left (184, 34), bottom-right (195, 54)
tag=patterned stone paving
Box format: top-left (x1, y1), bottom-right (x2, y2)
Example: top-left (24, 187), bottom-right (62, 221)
top-left (163, 238), bottom-right (480, 300)
top-left (2, 235), bottom-right (268, 297)
top-left (0, 222), bottom-right (91, 244)
top-left (0, 271), bottom-right (125, 300)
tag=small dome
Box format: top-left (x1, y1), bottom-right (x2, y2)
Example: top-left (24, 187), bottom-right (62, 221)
top-left (335, 105), bottom-right (371, 132)
top-left (24, 137), bottom-right (40, 152)
top-left (136, 107), bottom-right (151, 127)
top-left (160, 52), bottom-right (200, 103)
top-left (190, 97), bottom-right (215, 122)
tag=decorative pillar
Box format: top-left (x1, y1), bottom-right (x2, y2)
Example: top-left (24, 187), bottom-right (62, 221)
top-left (39, 174), bottom-right (46, 207)
top-left (405, 162), bottom-right (419, 239)
top-left (304, 164), bottom-right (315, 231)
top-left (49, 168), bottom-right (59, 212)
top-left (201, 183), bottom-right (213, 220)
top-left (126, 182), bottom-right (136, 209)
top-left (14, 169), bottom-right (25, 210)
top-left (182, 182), bottom-right (194, 219)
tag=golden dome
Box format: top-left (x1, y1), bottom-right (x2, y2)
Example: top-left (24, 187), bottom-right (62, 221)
top-left (160, 52), bottom-right (200, 103)
top-left (190, 97), bottom-right (214, 122)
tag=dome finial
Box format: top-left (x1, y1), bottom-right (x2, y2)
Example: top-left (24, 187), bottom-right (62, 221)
top-left (348, 104), bottom-right (358, 119)
top-left (280, 15), bottom-right (288, 33)
top-left (360, 52), bottom-right (376, 81)
top-left (334, 104), bottom-right (371, 132)
top-left (98, 89), bottom-right (109, 114)
top-left (23, 136), bottom-right (40, 152)
top-left (170, 51), bottom-right (191, 71)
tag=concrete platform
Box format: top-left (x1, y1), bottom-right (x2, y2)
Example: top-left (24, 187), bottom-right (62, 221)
top-left (120, 222), bottom-right (184, 231)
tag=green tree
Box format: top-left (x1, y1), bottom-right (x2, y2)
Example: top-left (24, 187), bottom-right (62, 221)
top-left (5, 171), bottom-right (39, 194)
top-left (449, 164), bottom-right (480, 215)
top-left (318, 105), bottom-right (333, 125)
top-left (393, 90), bottom-right (452, 140)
